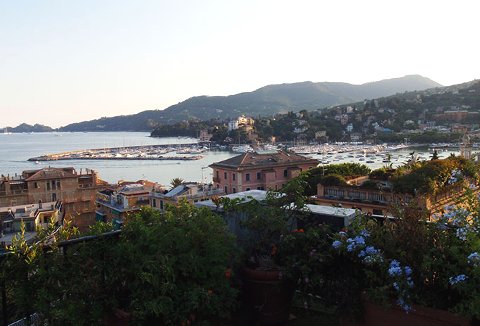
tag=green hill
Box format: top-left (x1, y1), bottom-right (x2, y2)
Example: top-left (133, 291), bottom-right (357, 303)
top-left (59, 75), bottom-right (441, 132)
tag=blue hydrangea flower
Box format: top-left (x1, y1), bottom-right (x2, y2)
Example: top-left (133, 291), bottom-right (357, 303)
top-left (359, 229), bottom-right (370, 238)
top-left (358, 250), bottom-right (366, 258)
top-left (397, 298), bottom-right (413, 313)
top-left (456, 227), bottom-right (467, 241)
top-left (347, 243), bottom-right (355, 252)
top-left (365, 246), bottom-right (378, 255)
top-left (332, 240), bottom-right (342, 249)
top-left (449, 274), bottom-right (468, 285)
top-left (388, 260), bottom-right (402, 277)
top-left (353, 236), bottom-right (365, 246)
top-left (404, 266), bottom-right (412, 276)
top-left (468, 252), bottom-right (480, 266)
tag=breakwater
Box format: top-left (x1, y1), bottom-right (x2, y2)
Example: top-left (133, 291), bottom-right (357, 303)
top-left (28, 143), bottom-right (207, 162)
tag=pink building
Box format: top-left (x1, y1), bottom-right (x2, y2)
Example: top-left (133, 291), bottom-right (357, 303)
top-left (210, 151), bottom-right (318, 194)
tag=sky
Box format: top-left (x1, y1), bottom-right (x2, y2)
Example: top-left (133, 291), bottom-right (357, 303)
top-left (0, 0), bottom-right (479, 128)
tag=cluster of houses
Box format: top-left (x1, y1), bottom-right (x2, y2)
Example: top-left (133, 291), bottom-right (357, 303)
top-left (1, 149), bottom-right (476, 247)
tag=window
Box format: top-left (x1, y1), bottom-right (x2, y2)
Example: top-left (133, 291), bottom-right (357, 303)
top-left (46, 182), bottom-right (50, 191)
top-left (56, 180), bottom-right (61, 189)
top-left (283, 170), bottom-right (288, 177)
top-left (34, 182), bottom-right (38, 189)
top-left (224, 172), bottom-right (227, 180)
top-left (232, 188), bottom-right (236, 193)
top-left (325, 189), bottom-right (345, 198)
top-left (246, 187), bottom-right (251, 191)
top-left (233, 173), bottom-right (236, 181)
top-left (225, 186), bottom-right (228, 194)
top-left (256, 172), bottom-right (261, 180)
top-left (52, 193), bottom-right (57, 201)
top-left (257, 187), bottom-right (264, 190)
top-left (160, 200), bottom-right (164, 210)
top-left (152, 199), bottom-right (157, 207)
top-left (216, 171), bottom-right (219, 179)
top-left (51, 180), bottom-right (56, 190)
top-left (246, 173), bottom-right (250, 181)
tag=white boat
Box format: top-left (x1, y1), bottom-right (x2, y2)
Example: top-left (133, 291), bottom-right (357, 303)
top-left (231, 145), bottom-right (254, 153)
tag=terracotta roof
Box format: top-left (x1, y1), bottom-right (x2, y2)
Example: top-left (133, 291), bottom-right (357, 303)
top-left (25, 168), bottom-right (78, 182)
top-left (210, 151), bottom-right (318, 169)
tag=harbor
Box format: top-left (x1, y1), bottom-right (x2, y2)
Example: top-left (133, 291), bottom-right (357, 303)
top-left (28, 143), bottom-right (209, 162)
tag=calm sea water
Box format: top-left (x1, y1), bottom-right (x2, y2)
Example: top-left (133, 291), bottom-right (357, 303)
top-left (0, 132), bottom-right (235, 185)
top-left (0, 132), bottom-right (460, 186)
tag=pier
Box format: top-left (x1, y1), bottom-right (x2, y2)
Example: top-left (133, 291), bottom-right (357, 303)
top-left (28, 143), bottom-right (208, 162)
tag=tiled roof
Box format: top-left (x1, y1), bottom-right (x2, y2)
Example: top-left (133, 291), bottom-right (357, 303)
top-left (25, 168), bottom-right (78, 181)
top-left (210, 151), bottom-right (318, 169)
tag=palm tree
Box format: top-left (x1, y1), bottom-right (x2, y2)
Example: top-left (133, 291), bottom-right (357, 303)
top-left (170, 177), bottom-right (184, 188)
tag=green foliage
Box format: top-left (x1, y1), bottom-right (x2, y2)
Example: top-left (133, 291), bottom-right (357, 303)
top-left (369, 168), bottom-right (394, 181)
top-left (3, 204), bottom-right (238, 325)
top-left (113, 204), bottom-right (238, 324)
top-left (170, 177), bottom-right (184, 188)
top-left (238, 176), bottom-right (310, 269)
top-left (302, 163), bottom-right (370, 195)
top-left (391, 157), bottom-right (477, 195)
top-left (359, 180), bottom-right (380, 190)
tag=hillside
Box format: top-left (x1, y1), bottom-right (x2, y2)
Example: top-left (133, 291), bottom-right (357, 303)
top-left (59, 75), bottom-right (441, 132)
top-left (3, 123), bottom-right (54, 133)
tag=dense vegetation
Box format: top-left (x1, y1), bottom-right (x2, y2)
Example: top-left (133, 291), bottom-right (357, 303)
top-left (302, 163), bottom-right (371, 195)
top-left (391, 156), bottom-right (479, 195)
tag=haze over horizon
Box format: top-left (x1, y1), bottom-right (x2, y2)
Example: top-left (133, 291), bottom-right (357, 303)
top-left (1, 0), bottom-right (479, 128)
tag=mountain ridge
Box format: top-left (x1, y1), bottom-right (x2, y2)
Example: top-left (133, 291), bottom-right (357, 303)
top-left (2, 75), bottom-right (442, 132)
top-left (57, 75), bottom-right (441, 132)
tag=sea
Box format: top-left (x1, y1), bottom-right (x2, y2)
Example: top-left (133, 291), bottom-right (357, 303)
top-left (0, 132), bottom-right (461, 186)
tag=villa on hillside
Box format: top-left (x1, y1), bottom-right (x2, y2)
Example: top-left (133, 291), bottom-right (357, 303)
top-left (210, 151), bottom-right (318, 194)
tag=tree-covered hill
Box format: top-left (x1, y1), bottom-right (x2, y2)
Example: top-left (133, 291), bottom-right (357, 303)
top-left (58, 75), bottom-right (441, 132)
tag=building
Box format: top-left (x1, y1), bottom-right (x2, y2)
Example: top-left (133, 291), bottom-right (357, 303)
top-left (95, 182), bottom-right (152, 224)
top-left (0, 201), bottom-right (63, 246)
top-left (228, 115), bottom-right (255, 132)
top-left (150, 182), bottom-right (224, 211)
top-left (210, 151), bottom-right (318, 194)
top-left (313, 174), bottom-right (475, 217)
top-left (199, 129), bottom-right (213, 142)
top-left (0, 167), bottom-right (98, 229)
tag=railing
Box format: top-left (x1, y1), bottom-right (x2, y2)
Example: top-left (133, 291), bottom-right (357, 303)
top-left (0, 230), bottom-right (121, 326)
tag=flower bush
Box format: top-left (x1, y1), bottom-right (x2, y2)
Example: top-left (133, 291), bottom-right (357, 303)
top-left (325, 190), bottom-right (480, 320)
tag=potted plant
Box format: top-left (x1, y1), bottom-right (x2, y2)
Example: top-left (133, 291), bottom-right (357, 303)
top-left (227, 177), bottom-right (311, 325)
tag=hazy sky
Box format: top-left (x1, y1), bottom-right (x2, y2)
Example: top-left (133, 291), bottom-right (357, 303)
top-left (1, 0), bottom-right (479, 128)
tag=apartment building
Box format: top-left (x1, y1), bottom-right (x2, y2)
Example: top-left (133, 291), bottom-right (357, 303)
top-left (210, 151), bottom-right (318, 194)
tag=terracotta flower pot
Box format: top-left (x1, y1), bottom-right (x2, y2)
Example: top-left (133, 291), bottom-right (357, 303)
top-left (341, 299), bottom-right (472, 326)
top-left (242, 267), bottom-right (295, 325)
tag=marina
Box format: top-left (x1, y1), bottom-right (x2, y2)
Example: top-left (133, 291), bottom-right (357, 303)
top-left (28, 143), bottom-right (209, 162)
top-left (0, 132), bottom-right (469, 185)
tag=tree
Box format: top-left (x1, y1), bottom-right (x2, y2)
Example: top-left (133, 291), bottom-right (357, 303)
top-left (170, 177), bottom-right (184, 188)
top-left (431, 149), bottom-right (439, 160)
